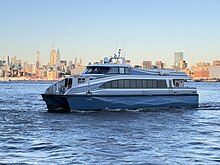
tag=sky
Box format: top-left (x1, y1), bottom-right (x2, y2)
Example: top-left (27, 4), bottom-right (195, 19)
top-left (0, 0), bottom-right (220, 66)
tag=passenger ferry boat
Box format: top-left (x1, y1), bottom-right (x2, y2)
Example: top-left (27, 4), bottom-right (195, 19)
top-left (42, 50), bottom-right (198, 112)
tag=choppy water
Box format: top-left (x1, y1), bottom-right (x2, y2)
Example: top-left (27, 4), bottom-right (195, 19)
top-left (0, 81), bottom-right (220, 164)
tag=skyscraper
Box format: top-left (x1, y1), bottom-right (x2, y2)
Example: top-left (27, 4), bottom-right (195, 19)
top-left (79, 58), bottom-right (82, 66)
top-left (50, 48), bottom-right (57, 67)
top-left (36, 50), bottom-right (40, 69)
top-left (7, 56), bottom-right (10, 66)
top-left (74, 57), bottom-right (77, 68)
top-left (56, 49), bottom-right (61, 67)
top-left (174, 52), bottom-right (183, 68)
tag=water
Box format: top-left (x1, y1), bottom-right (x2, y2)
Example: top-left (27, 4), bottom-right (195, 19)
top-left (0, 81), bottom-right (220, 164)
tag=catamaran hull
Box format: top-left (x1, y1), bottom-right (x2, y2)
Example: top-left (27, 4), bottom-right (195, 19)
top-left (42, 94), bottom-right (199, 112)
top-left (41, 94), bottom-right (70, 112)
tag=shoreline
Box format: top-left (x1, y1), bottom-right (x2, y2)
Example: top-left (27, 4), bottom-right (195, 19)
top-left (0, 77), bottom-right (61, 82)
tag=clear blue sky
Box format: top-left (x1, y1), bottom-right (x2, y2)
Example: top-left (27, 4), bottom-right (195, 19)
top-left (0, 0), bottom-right (220, 66)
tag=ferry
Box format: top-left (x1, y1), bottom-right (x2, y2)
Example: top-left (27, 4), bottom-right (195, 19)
top-left (42, 50), bottom-right (199, 112)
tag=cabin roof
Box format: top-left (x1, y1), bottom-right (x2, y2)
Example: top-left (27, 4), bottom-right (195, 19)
top-left (87, 63), bottom-right (131, 68)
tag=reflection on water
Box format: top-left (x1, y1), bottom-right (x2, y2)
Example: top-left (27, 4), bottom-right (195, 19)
top-left (0, 81), bottom-right (220, 164)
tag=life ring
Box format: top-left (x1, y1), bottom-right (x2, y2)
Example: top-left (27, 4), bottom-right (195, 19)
top-left (176, 82), bottom-right (179, 87)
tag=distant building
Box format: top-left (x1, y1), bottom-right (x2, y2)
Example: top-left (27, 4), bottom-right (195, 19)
top-left (193, 69), bottom-right (209, 79)
top-left (180, 60), bottom-right (187, 70)
top-left (134, 64), bottom-right (141, 68)
top-left (50, 48), bottom-right (57, 67)
top-left (190, 61), bottom-right (210, 72)
top-left (36, 50), bottom-right (41, 69)
top-left (196, 61), bottom-right (210, 68)
top-left (0, 60), bottom-right (6, 67)
top-left (125, 60), bottom-right (131, 65)
top-left (74, 57), bottom-right (77, 68)
top-left (209, 66), bottom-right (220, 78)
top-left (68, 60), bottom-right (73, 69)
top-left (47, 70), bottom-right (58, 80)
top-left (174, 52), bottom-right (183, 68)
top-left (56, 49), bottom-right (61, 67)
top-left (11, 56), bottom-right (22, 69)
top-left (79, 58), bottom-right (82, 66)
top-left (7, 56), bottom-right (10, 66)
top-left (142, 61), bottom-right (152, 69)
top-left (213, 60), bottom-right (220, 66)
top-left (71, 67), bottom-right (86, 75)
top-left (155, 61), bottom-right (165, 69)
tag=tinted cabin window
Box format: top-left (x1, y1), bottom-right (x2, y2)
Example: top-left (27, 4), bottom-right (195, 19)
top-left (111, 80), bottom-right (118, 88)
top-left (119, 67), bottom-right (125, 74)
top-left (124, 80), bottom-right (130, 88)
top-left (125, 67), bottom-right (130, 74)
top-left (68, 78), bottom-right (73, 87)
top-left (152, 80), bottom-right (157, 88)
top-left (136, 80), bottom-right (143, 88)
top-left (143, 80), bottom-right (148, 88)
top-left (78, 78), bottom-right (81, 83)
top-left (118, 80), bottom-right (125, 88)
top-left (108, 67), bottom-right (130, 74)
top-left (158, 80), bottom-right (167, 88)
top-left (85, 67), bottom-right (110, 74)
top-left (103, 81), bottom-right (111, 88)
top-left (130, 80), bottom-right (136, 88)
top-left (101, 79), bottom-right (167, 88)
top-left (147, 80), bottom-right (153, 88)
top-left (108, 67), bottom-right (119, 74)
top-left (64, 78), bottom-right (68, 87)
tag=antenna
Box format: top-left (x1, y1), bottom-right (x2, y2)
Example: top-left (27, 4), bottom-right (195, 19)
top-left (124, 48), bottom-right (127, 59)
top-left (122, 38), bottom-right (125, 57)
top-left (114, 40), bottom-right (118, 54)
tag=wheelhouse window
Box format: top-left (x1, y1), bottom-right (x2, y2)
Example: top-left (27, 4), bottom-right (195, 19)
top-left (108, 67), bottom-right (130, 74)
top-left (100, 79), bottom-right (167, 88)
top-left (84, 67), bottom-right (111, 74)
top-left (108, 67), bottom-right (119, 74)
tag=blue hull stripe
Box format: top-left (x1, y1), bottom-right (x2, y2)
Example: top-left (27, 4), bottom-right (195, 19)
top-left (66, 95), bottom-right (198, 110)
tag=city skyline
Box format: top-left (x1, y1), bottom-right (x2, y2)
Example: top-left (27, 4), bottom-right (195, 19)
top-left (1, 0), bottom-right (220, 66)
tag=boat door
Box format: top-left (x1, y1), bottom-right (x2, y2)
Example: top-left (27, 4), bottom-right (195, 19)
top-left (168, 80), bottom-right (174, 94)
top-left (64, 78), bottom-right (73, 89)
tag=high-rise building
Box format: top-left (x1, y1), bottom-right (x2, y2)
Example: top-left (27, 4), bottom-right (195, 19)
top-left (74, 57), bottom-right (77, 67)
top-left (7, 56), bottom-right (10, 66)
top-left (36, 50), bottom-right (41, 69)
top-left (56, 49), bottom-right (61, 67)
top-left (68, 60), bottom-right (73, 69)
top-left (11, 56), bottom-right (17, 65)
top-left (11, 56), bottom-right (22, 69)
top-left (174, 52), bottom-right (183, 68)
top-left (50, 48), bottom-right (57, 67)
top-left (79, 58), bottom-right (82, 66)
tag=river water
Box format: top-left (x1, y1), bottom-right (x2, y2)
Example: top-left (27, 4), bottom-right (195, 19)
top-left (0, 81), bottom-right (220, 164)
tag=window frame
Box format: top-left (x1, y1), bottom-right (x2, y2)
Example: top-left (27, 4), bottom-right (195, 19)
top-left (100, 79), bottom-right (167, 89)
